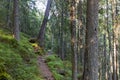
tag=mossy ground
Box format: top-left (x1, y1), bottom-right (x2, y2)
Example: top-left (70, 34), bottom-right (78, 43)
top-left (44, 54), bottom-right (83, 80)
top-left (0, 27), bottom-right (43, 80)
top-left (45, 54), bottom-right (72, 80)
top-left (0, 27), bottom-right (83, 80)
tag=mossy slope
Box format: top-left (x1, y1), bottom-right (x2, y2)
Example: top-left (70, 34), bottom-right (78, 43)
top-left (0, 27), bottom-right (43, 80)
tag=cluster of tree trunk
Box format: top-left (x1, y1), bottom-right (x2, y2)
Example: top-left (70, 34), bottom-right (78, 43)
top-left (1, 0), bottom-right (120, 80)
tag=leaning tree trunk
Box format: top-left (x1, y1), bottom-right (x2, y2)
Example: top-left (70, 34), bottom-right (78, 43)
top-left (82, 0), bottom-right (99, 80)
top-left (13, 0), bottom-right (20, 41)
top-left (37, 0), bottom-right (52, 48)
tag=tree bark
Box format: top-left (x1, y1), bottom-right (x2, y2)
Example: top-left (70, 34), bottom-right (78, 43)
top-left (13, 0), bottom-right (20, 41)
top-left (37, 0), bottom-right (52, 48)
top-left (106, 0), bottom-right (112, 80)
top-left (70, 0), bottom-right (78, 80)
top-left (6, 0), bottom-right (11, 28)
top-left (77, 0), bottom-right (85, 66)
top-left (111, 0), bottom-right (119, 79)
top-left (103, 34), bottom-right (107, 80)
top-left (82, 0), bottom-right (99, 80)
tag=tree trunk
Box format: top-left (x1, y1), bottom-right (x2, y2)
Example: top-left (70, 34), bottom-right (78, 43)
top-left (111, 0), bottom-right (119, 79)
top-left (13, 0), bottom-right (20, 41)
top-left (82, 0), bottom-right (99, 80)
top-left (6, 0), bottom-right (11, 28)
top-left (77, 0), bottom-right (85, 66)
top-left (60, 4), bottom-right (64, 60)
top-left (70, 0), bottom-right (78, 80)
top-left (37, 0), bottom-right (52, 48)
top-left (106, 0), bottom-right (113, 80)
top-left (109, 0), bottom-right (120, 78)
top-left (103, 34), bottom-right (107, 80)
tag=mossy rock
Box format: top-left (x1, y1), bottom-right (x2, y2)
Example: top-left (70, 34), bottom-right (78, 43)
top-left (31, 43), bottom-right (45, 55)
top-left (29, 38), bottom-right (37, 43)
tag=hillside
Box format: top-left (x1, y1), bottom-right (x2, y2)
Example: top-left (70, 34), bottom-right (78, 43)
top-left (0, 27), bottom-right (74, 80)
top-left (0, 27), bottom-right (43, 80)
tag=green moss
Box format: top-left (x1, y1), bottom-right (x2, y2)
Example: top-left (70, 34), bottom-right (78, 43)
top-left (52, 71), bottom-right (64, 80)
top-left (45, 55), bottom-right (72, 80)
top-left (0, 27), bottom-right (43, 80)
top-left (45, 54), bottom-right (57, 62)
top-left (0, 72), bottom-right (13, 80)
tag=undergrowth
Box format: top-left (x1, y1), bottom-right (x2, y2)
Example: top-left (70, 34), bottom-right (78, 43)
top-left (45, 54), bottom-right (83, 80)
top-left (45, 54), bottom-right (72, 80)
top-left (0, 27), bottom-right (43, 80)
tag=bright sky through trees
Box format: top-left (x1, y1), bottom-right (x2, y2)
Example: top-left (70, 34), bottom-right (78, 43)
top-left (36, 0), bottom-right (48, 12)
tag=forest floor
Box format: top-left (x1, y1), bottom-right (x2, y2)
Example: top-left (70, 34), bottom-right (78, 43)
top-left (38, 55), bottom-right (54, 80)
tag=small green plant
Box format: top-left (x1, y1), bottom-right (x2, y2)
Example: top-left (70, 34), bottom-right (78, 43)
top-left (52, 71), bottom-right (64, 80)
top-left (45, 54), bottom-right (57, 62)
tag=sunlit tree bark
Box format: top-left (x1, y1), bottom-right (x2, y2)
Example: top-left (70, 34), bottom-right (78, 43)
top-left (70, 0), bottom-right (78, 80)
top-left (77, 0), bottom-right (85, 66)
top-left (112, 0), bottom-right (119, 79)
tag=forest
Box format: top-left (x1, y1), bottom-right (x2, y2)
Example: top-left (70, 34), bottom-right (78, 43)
top-left (0, 0), bottom-right (120, 80)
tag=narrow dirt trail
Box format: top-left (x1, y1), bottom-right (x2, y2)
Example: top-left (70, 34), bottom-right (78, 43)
top-left (38, 56), bottom-right (54, 80)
